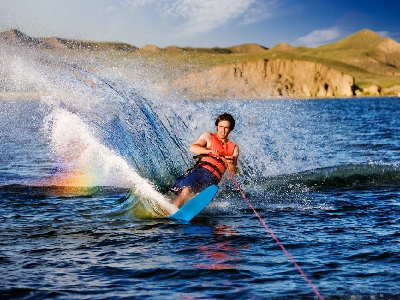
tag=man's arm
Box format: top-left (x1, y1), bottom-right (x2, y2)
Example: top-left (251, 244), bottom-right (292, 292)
top-left (190, 133), bottom-right (238, 174)
top-left (189, 132), bottom-right (212, 155)
top-left (225, 145), bottom-right (239, 174)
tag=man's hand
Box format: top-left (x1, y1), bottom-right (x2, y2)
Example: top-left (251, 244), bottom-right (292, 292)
top-left (224, 155), bottom-right (237, 162)
top-left (209, 149), bottom-right (220, 156)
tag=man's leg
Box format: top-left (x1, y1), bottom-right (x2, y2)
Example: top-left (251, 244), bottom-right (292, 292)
top-left (173, 186), bottom-right (194, 208)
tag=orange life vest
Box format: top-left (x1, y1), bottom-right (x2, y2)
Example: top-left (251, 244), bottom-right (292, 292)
top-left (198, 133), bottom-right (236, 180)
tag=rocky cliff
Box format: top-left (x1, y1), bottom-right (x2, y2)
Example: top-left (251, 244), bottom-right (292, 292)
top-left (155, 59), bottom-right (356, 99)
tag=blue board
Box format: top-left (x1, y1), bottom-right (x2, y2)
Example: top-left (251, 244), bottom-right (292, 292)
top-left (169, 185), bottom-right (218, 222)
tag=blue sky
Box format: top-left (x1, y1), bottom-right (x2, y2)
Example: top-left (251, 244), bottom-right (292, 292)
top-left (0, 0), bottom-right (399, 48)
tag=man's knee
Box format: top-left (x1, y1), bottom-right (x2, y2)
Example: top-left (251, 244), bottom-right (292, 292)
top-left (181, 187), bottom-right (192, 196)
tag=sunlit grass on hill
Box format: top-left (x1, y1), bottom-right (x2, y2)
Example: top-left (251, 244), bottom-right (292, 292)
top-left (94, 29), bottom-right (398, 90)
top-left (118, 47), bottom-right (394, 89)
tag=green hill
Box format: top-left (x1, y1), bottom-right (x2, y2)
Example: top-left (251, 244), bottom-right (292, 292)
top-left (318, 29), bottom-right (384, 50)
top-left (252, 29), bottom-right (400, 88)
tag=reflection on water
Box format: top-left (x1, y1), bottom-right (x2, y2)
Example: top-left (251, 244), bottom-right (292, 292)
top-left (189, 225), bottom-right (250, 270)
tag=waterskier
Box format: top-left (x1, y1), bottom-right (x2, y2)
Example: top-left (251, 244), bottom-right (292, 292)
top-left (171, 113), bottom-right (239, 208)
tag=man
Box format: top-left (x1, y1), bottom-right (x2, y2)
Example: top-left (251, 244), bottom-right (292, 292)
top-left (171, 113), bottom-right (239, 208)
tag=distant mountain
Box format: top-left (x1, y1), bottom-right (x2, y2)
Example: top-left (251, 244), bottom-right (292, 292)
top-left (0, 29), bottom-right (138, 52)
top-left (0, 29), bottom-right (269, 55)
top-left (0, 29), bottom-right (42, 46)
top-left (159, 43), bottom-right (268, 54)
top-left (316, 29), bottom-right (400, 74)
top-left (270, 42), bottom-right (295, 51)
top-left (261, 29), bottom-right (400, 93)
top-left (318, 29), bottom-right (384, 50)
top-left (227, 43), bottom-right (268, 54)
top-left (137, 44), bottom-right (162, 54)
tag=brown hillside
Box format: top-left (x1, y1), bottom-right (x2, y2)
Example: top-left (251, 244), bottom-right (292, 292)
top-left (165, 46), bottom-right (183, 53)
top-left (318, 29), bottom-right (383, 50)
top-left (0, 29), bottom-right (42, 46)
top-left (179, 47), bottom-right (232, 54)
top-left (227, 43), bottom-right (268, 54)
top-left (270, 42), bottom-right (295, 51)
top-left (42, 37), bottom-right (70, 50)
top-left (0, 29), bottom-right (138, 52)
top-left (44, 38), bottom-right (138, 52)
top-left (155, 59), bottom-right (356, 99)
top-left (315, 29), bottom-right (400, 75)
top-left (137, 44), bottom-right (162, 54)
top-left (377, 37), bottom-right (400, 53)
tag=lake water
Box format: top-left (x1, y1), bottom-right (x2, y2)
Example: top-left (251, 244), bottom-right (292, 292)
top-left (1, 96), bottom-right (400, 300)
top-left (0, 44), bottom-right (400, 299)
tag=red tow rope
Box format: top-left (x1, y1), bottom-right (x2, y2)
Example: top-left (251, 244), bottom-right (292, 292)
top-left (221, 156), bottom-right (324, 300)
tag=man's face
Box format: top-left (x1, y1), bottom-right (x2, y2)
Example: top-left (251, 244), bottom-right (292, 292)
top-left (216, 120), bottom-right (231, 140)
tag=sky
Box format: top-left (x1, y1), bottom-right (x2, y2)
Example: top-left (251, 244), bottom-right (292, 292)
top-left (0, 0), bottom-right (399, 49)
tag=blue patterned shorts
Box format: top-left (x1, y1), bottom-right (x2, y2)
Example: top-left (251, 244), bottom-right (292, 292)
top-left (170, 167), bottom-right (219, 195)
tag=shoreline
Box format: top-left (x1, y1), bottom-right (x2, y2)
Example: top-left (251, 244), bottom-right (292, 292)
top-left (0, 92), bottom-right (398, 101)
top-left (0, 92), bottom-right (43, 100)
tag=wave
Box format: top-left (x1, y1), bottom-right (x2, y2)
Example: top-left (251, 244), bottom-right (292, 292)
top-left (4, 163), bottom-right (398, 197)
top-left (242, 163), bottom-right (400, 193)
top-left (0, 184), bottom-right (129, 198)
top-left (3, 163), bottom-right (398, 219)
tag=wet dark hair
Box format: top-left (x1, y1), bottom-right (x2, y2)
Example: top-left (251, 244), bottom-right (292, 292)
top-left (215, 113), bottom-right (235, 130)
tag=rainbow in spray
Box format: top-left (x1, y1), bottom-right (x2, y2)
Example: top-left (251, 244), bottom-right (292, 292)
top-left (41, 108), bottom-right (178, 216)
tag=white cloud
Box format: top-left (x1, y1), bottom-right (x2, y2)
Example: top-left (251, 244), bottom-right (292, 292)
top-left (296, 27), bottom-right (342, 47)
top-left (105, 6), bottom-right (115, 13)
top-left (376, 31), bottom-right (390, 38)
top-left (125, 0), bottom-right (278, 36)
top-left (163, 0), bottom-right (257, 35)
top-left (241, 0), bottom-right (279, 25)
top-left (124, 0), bottom-right (156, 7)
top-left (98, 6), bottom-right (116, 14)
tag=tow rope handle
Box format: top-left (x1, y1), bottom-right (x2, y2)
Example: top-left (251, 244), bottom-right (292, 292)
top-left (193, 153), bottom-right (237, 164)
